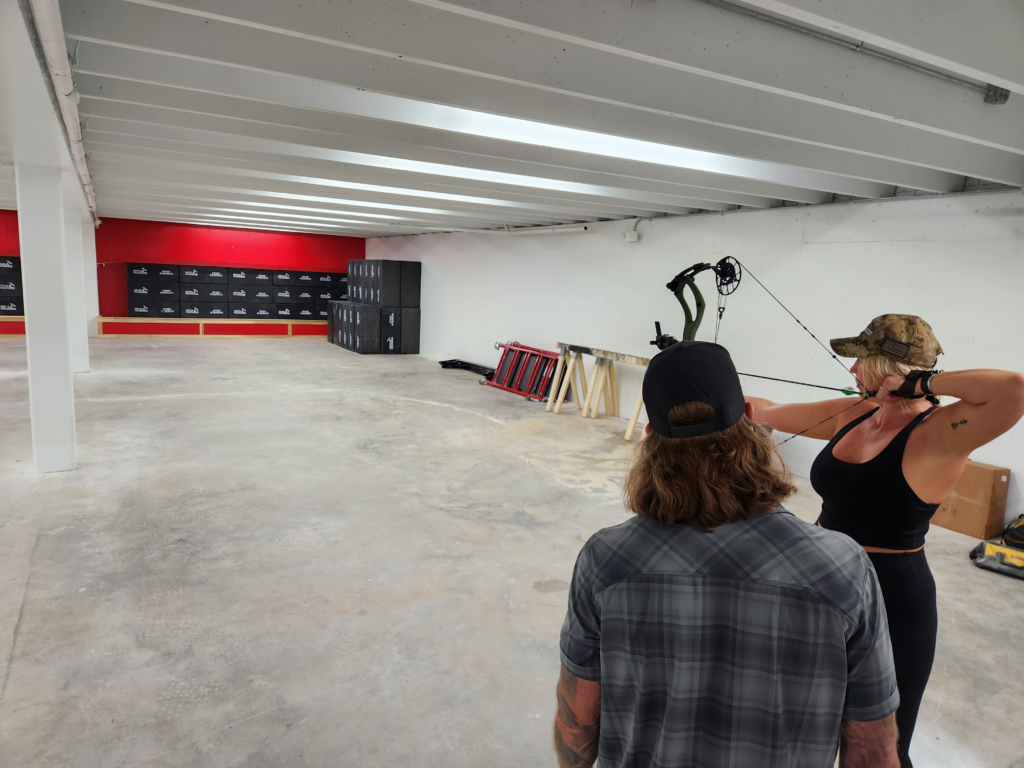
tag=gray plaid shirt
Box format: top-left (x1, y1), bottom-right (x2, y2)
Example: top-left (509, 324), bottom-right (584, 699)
top-left (560, 509), bottom-right (898, 768)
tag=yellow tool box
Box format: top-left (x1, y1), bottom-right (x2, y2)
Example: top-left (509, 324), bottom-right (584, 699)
top-left (970, 515), bottom-right (1024, 580)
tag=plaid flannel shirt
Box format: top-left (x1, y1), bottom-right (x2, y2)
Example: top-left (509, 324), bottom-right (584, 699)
top-left (560, 508), bottom-right (898, 768)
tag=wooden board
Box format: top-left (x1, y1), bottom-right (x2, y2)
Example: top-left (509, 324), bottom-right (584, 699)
top-left (557, 342), bottom-right (651, 367)
top-left (98, 317), bottom-right (326, 338)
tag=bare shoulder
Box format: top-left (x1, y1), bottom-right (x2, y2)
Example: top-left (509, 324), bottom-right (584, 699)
top-left (908, 403), bottom-right (966, 456)
top-left (904, 405), bottom-right (969, 503)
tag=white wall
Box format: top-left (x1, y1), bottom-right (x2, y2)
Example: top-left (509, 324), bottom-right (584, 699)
top-left (369, 190), bottom-right (1024, 521)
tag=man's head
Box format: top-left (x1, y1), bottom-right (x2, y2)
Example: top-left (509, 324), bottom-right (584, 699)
top-left (624, 341), bottom-right (795, 531)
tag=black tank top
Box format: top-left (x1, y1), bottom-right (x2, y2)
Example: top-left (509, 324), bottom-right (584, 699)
top-left (811, 407), bottom-right (939, 550)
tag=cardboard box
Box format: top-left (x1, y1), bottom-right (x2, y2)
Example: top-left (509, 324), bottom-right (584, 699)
top-left (0, 256), bottom-right (21, 276)
top-left (933, 460), bottom-right (1011, 540)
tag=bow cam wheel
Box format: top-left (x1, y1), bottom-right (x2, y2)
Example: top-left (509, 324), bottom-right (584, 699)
top-left (714, 256), bottom-right (742, 296)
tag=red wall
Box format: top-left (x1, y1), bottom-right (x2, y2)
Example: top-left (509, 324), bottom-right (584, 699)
top-left (96, 218), bottom-right (364, 317)
top-left (0, 213), bottom-right (363, 317)
top-left (0, 210), bottom-right (19, 257)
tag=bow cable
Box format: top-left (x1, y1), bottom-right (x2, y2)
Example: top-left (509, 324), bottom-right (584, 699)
top-left (661, 257), bottom-right (878, 446)
top-left (733, 260), bottom-right (871, 394)
top-left (773, 397), bottom-right (872, 446)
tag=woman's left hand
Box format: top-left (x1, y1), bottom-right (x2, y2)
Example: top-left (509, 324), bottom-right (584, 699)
top-left (875, 375), bottom-right (912, 403)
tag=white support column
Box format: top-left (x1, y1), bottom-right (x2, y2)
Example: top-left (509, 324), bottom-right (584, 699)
top-left (81, 212), bottom-right (99, 338)
top-left (63, 203), bottom-right (90, 372)
top-left (15, 163), bottom-right (77, 473)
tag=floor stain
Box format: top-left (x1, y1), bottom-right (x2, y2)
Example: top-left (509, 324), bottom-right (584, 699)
top-left (532, 579), bottom-right (569, 593)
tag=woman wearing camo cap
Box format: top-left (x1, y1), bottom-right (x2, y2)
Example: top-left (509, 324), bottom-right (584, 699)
top-left (746, 314), bottom-right (1024, 768)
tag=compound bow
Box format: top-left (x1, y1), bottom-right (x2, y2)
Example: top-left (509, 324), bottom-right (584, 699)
top-left (652, 256), bottom-right (742, 348)
top-left (650, 256), bottom-right (877, 444)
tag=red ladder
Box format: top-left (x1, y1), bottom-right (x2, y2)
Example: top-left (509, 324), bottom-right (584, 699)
top-left (488, 342), bottom-right (562, 402)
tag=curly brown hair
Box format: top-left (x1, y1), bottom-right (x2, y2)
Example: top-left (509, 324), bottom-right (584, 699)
top-left (624, 401), bottom-right (796, 531)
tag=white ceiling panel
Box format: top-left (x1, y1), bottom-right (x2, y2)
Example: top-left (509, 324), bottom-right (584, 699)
top-left (31, 0), bottom-right (1018, 235)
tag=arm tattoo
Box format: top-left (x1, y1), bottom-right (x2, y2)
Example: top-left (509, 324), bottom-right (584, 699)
top-left (951, 418), bottom-right (968, 430)
top-left (554, 723), bottom-right (599, 768)
top-left (554, 667), bottom-right (601, 768)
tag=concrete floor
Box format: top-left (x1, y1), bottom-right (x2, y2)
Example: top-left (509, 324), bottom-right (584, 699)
top-left (0, 337), bottom-right (1022, 768)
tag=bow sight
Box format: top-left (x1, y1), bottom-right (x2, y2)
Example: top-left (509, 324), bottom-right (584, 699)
top-left (651, 256), bottom-right (742, 350)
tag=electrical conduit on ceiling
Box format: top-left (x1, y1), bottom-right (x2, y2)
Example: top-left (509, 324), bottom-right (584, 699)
top-left (18, 0), bottom-right (98, 220)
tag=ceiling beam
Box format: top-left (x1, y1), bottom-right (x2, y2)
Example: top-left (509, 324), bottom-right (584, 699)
top-left (85, 168), bottom-right (597, 224)
top-left (736, 0), bottom-right (1024, 95)
top-left (97, 207), bottom-right (466, 236)
top-left (104, 0), bottom-right (1024, 183)
top-left (86, 146), bottom-right (684, 219)
top-left (85, 154), bottom-right (665, 220)
top-left (98, 200), bottom-right (432, 234)
top-left (74, 72), bottom-right (832, 204)
top-left (407, 0), bottom-right (1024, 153)
top-left (79, 118), bottom-right (744, 212)
top-left (78, 98), bottom-right (783, 208)
top-left (60, 7), bottom-right (951, 195)
top-left (93, 187), bottom-right (546, 230)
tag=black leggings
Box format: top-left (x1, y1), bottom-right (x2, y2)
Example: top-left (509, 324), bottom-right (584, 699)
top-left (867, 550), bottom-right (937, 768)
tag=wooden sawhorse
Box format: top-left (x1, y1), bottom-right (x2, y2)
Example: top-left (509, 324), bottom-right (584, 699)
top-left (547, 343), bottom-right (651, 441)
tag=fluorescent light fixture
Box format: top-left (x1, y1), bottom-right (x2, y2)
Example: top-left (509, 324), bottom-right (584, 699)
top-left (507, 225), bottom-right (589, 236)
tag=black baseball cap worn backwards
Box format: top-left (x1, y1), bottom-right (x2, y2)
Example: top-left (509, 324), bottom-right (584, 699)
top-left (643, 340), bottom-right (747, 438)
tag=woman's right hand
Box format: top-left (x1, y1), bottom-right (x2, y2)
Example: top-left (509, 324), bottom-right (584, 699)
top-left (874, 376), bottom-right (909, 403)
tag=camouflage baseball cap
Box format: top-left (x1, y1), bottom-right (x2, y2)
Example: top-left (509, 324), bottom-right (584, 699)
top-left (830, 314), bottom-right (943, 368)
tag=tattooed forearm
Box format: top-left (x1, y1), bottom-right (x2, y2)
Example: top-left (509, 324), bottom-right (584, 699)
top-left (951, 419), bottom-right (968, 430)
top-left (554, 721), bottom-right (599, 768)
top-left (554, 666), bottom-right (600, 768)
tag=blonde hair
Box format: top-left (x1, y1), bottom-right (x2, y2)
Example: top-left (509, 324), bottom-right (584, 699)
top-left (857, 355), bottom-right (938, 406)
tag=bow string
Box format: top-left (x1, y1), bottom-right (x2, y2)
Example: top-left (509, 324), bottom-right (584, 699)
top-left (654, 257), bottom-right (874, 445)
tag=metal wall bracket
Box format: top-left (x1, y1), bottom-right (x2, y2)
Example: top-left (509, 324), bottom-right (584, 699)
top-left (984, 84), bottom-right (1011, 105)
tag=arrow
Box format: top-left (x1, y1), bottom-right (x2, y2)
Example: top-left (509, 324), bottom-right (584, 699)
top-left (736, 372), bottom-right (874, 398)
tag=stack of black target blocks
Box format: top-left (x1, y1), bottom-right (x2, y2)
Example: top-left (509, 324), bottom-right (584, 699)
top-left (126, 263), bottom-right (348, 319)
top-left (0, 256), bottom-right (23, 316)
top-left (328, 260), bottom-right (420, 354)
